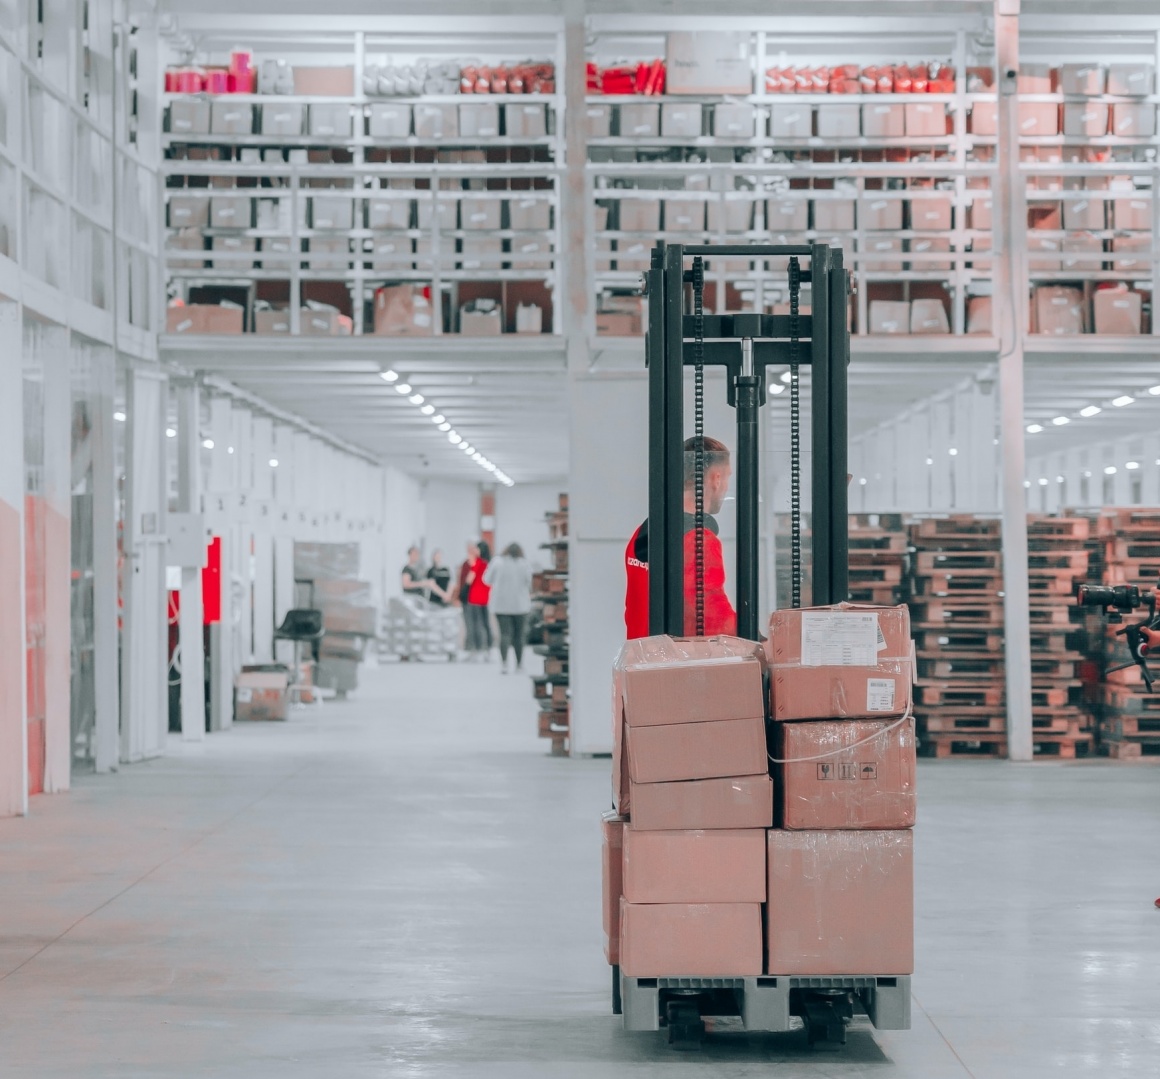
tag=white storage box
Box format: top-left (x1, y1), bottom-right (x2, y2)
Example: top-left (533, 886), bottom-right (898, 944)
top-left (311, 195), bottom-right (354, 231)
top-left (308, 104), bottom-right (353, 138)
top-left (368, 103), bottom-right (411, 138)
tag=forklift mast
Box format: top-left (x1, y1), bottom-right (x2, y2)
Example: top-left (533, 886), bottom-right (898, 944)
top-left (644, 241), bottom-right (851, 640)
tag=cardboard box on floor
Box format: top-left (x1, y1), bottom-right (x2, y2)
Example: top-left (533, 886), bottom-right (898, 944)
top-left (621, 900), bottom-right (763, 977)
top-left (766, 830), bottom-right (914, 976)
top-left (235, 668), bottom-right (289, 721)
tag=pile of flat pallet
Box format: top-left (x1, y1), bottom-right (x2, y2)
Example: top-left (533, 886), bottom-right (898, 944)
top-left (530, 492), bottom-right (570, 756)
top-left (1093, 509), bottom-right (1160, 759)
top-left (1025, 515), bottom-right (1093, 758)
top-left (848, 513), bottom-right (908, 605)
top-left (908, 516), bottom-right (1009, 758)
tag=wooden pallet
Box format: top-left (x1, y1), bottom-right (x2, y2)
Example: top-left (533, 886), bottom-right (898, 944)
top-left (917, 685), bottom-right (1004, 708)
top-left (1028, 550), bottom-right (1090, 572)
top-left (1105, 561), bottom-right (1160, 585)
top-left (848, 533), bottom-right (908, 553)
top-left (910, 601), bottom-right (1004, 626)
top-left (918, 710), bottom-right (1078, 735)
top-left (545, 510), bottom-right (569, 541)
top-left (1102, 714), bottom-right (1160, 739)
top-left (1027, 605), bottom-right (1073, 626)
top-left (1027, 516), bottom-right (1091, 542)
top-left (1098, 686), bottom-right (1160, 714)
top-left (915, 551), bottom-right (1002, 573)
top-left (912, 575), bottom-right (1003, 598)
top-left (919, 726), bottom-right (1092, 760)
top-left (851, 512), bottom-right (907, 532)
top-left (913, 628), bottom-right (1004, 652)
top-left (1100, 739), bottom-right (1160, 759)
top-left (849, 563), bottom-right (905, 584)
top-left (1097, 510), bottom-right (1160, 536)
top-left (912, 517), bottom-right (1002, 543)
top-left (1105, 538), bottom-right (1160, 562)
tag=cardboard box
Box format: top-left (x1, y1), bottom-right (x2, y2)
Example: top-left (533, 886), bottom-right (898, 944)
top-left (1018, 103), bottom-right (1059, 137)
top-left (614, 240), bottom-right (650, 272)
top-left (661, 102), bottom-right (703, 138)
top-left (585, 104), bottom-right (612, 138)
top-left (966, 294), bottom-right (992, 334)
top-left (260, 103), bottom-right (304, 136)
top-left (970, 101), bottom-right (997, 135)
top-left (1112, 103), bottom-right (1156, 137)
top-left (911, 196), bottom-right (952, 231)
top-left (253, 309), bottom-right (291, 334)
top-left (765, 604), bottom-right (914, 722)
top-left (813, 199), bottom-right (856, 232)
top-left (504, 102), bottom-right (547, 138)
top-left (769, 104), bottom-right (811, 139)
top-left (714, 103), bottom-right (755, 138)
top-left (862, 103), bottom-right (904, 138)
top-left (1034, 286), bottom-right (1085, 335)
top-left (210, 101), bottom-right (253, 135)
top-left (210, 195), bottom-right (252, 229)
top-left (374, 285), bottom-right (434, 336)
top-left (766, 830), bottom-right (914, 976)
top-left (369, 234), bottom-right (413, 271)
top-left (904, 101), bottom-right (946, 137)
top-left (816, 104), bottom-right (861, 138)
top-left (1112, 196), bottom-right (1152, 231)
top-left (168, 99), bottom-right (210, 135)
top-left (367, 197), bottom-right (411, 231)
top-left (508, 197), bottom-right (552, 231)
top-left (368, 103), bottom-right (411, 138)
top-left (1093, 287), bottom-right (1143, 334)
top-left (1028, 234), bottom-right (1062, 271)
top-left (1107, 63), bottom-right (1154, 96)
top-left (707, 199), bottom-right (756, 233)
top-left (415, 197), bottom-right (457, 232)
top-left (862, 197), bottom-right (903, 231)
top-left (459, 102), bottom-right (500, 138)
top-left (293, 66), bottom-right (354, 96)
top-left (910, 298), bottom-right (950, 334)
top-left (261, 237), bottom-right (294, 272)
top-left (664, 199), bottom-right (705, 232)
top-left (626, 716), bottom-right (767, 783)
top-left (311, 195), bottom-right (353, 231)
top-left (307, 236), bottom-right (349, 271)
top-left (869, 297), bottom-right (910, 336)
top-left (1062, 232), bottom-right (1104, 271)
top-left (1028, 201), bottom-right (1062, 230)
top-left (666, 31), bottom-right (752, 96)
top-left (458, 235), bottom-right (503, 270)
top-left (778, 718), bottom-right (916, 830)
top-left (460, 195), bottom-right (502, 231)
top-left (621, 900), bottom-right (762, 977)
top-left (863, 237), bottom-right (904, 272)
top-left (1059, 64), bottom-right (1105, 96)
top-left (507, 233), bottom-right (550, 269)
top-left (1112, 234), bottom-right (1151, 273)
top-left (515, 303), bottom-right (544, 334)
top-left (1063, 103), bottom-right (1108, 137)
top-left (414, 104), bottom-right (458, 139)
top-left (908, 236), bottom-right (952, 271)
top-left (622, 828), bottom-right (766, 904)
top-left (602, 814), bottom-right (625, 965)
top-left (1017, 64), bottom-right (1053, 94)
top-left (460, 307), bottom-right (503, 336)
top-left (596, 311), bottom-right (642, 335)
top-left (629, 774), bottom-right (773, 832)
top-left (618, 103), bottom-right (660, 138)
top-left (235, 669), bottom-right (289, 722)
top-left (211, 235), bottom-right (258, 269)
top-left (168, 196), bottom-right (208, 230)
top-left (300, 307), bottom-right (345, 336)
top-left (1062, 196), bottom-right (1105, 230)
top-left (619, 197), bottom-right (662, 232)
top-left (308, 104), bottom-right (353, 138)
top-left (166, 227), bottom-right (206, 269)
top-left (166, 304), bottom-right (243, 336)
top-left (767, 199), bottom-right (808, 232)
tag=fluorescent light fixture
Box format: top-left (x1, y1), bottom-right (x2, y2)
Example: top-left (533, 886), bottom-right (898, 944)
top-left (1079, 405), bottom-right (1101, 417)
top-left (1038, 478), bottom-right (1048, 486)
top-left (948, 448), bottom-right (958, 456)
top-left (269, 458), bottom-right (279, 468)
top-left (462, 444), bottom-right (474, 454)
top-left (925, 457), bottom-right (933, 465)
top-left (439, 422), bottom-right (452, 432)
top-left (166, 428), bottom-right (177, 438)
top-left (421, 404), bottom-right (435, 416)
top-left (1149, 385), bottom-right (1160, 396)
top-left (114, 411), bottom-right (127, 422)
top-left (448, 432), bottom-right (462, 444)
top-left (859, 477), bottom-right (867, 485)
top-left (1057, 476), bottom-right (1065, 483)
top-left (1104, 465), bottom-right (1118, 475)
top-left (1126, 461), bottom-right (1140, 470)
top-left (1023, 480), bottom-right (1031, 488)
top-left (1113, 395), bottom-right (1135, 407)
top-left (1052, 416), bottom-right (1070, 426)
top-left (380, 369), bottom-right (399, 383)
top-left (780, 371), bottom-right (792, 383)
top-left (202, 438), bottom-right (215, 449)
top-left (472, 452), bottom-right (482, 461)
top-left (1082, 470), bottom-right (1092, 478)
top-left (227, 446), bottom-right (234, 455)
top-left (1026, 424), bottom-right (1044, 434)
top-left (432, 414), bottom-right (445, 424)
top-left (409, 394), bottom-right (424, 405)
top-left (395, 383), bottom-right (412, 395)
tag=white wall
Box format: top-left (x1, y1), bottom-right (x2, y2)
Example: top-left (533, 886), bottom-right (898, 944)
top-left (495, 482), bottom-right (565, 568)
top-left (382, 465), bottom-right (425, 598)
top-left (423, 478), bottom-right (481, 569)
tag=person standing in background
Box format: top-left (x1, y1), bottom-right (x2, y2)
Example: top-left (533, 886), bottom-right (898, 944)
top-left (457, 542), bottom-right (479, 655)
top-left (401, 546), bottom-right (430, 599)
top-left (426, 549), bottom-right (453, 606)
top-left (465, 540), bottom-right (493, 661)
top-left (484, 543), bottom-right (533, 674)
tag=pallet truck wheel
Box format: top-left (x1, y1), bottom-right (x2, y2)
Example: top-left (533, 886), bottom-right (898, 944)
top-left (665, 1000), bottom-right (704, 1050)
top-left (611, 965), bottom-right (622, 1015)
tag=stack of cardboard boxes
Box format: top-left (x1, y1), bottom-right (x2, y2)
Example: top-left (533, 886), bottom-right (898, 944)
top-left (605, 606), bottom-right (916, 983)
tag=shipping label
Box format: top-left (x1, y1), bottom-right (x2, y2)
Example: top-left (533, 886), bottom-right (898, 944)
top-left (800, 611), bottom-right (880, 666)
top-left (867, 678), bottom-right (896, 712)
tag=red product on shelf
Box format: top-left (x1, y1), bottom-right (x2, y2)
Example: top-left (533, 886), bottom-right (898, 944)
top-left (928, 61), bottom-right (956, 93)
top-left (227, 70), bottom-right (255, 94)
top-left (475, 67), bottom-right (492, 94)
top-left (491, 67), bottom-right (509, 94)
top-left (893, 65), bottom-right (913, 93)
top-left (204, 68), bottom-right (230, 94)
top-left (229, 49), bottom-right (253, 79)
top-left (829, 64), bottom-right (860, 94)
top-left (909, 64), bottom-right (929, 93)
top-left (461, 66), bottom-right (479, 93)
top-left (165, 69), bottom-right (179, 93)
top-left (174, 68), bottom-right (205, 93)
top-left (765, 67), bottom-right (795, 94)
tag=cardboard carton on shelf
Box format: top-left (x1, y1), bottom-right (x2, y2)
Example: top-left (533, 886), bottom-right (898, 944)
top-left (505, 102), bottom-right (548, 138)
top-left (1111, 103), bottom-right (1156, 137)
top-left (970, 100), bottom-right (998, 136)
top-left (209, 101), bottom-right (254, 136)
top-left (293, 65), bottom-right (354, 96)
top-left (629, 773), bottom-right (773, 832)
top-left (460, 195), bottom-right (503, 231)
top-left (414, 104), bottom-right (459, 139)
top-left (166, 303), bottom-right (245, 335)
top-left (368, 103), bottom-right (411, 138)
top-left (765, 604), bottom-right (914, 722)
top-left (618, 103), bottom-right (660, 138)
top-left (910, 298), bottom-right (951, 335)
top-left (713, 103), bottom-right (755, 138)
top-left (209, 195), bottom-right (252, 230)
top-left (863, 237), bottom-right (904, 272)
top-left (415, 196), bottom-right (457, 232)
top-left (1061, 232), bottom-right (1104, 271)
top-left (253, 308), bottom-right (291, 334)
top-left (613, 239), bottom-right (650, 272)
top-left (508, 234), bottom-right (551, 270)
top-left (168, 99), bottom-right (210, 135)
top-left (1017, 64), bottom-right (1053, 94)
top-left (1062, 103), bottom-right (1109, 137)
top-left (862, 197), bottom-right (903, 231)
top-left (766, 830), bottom-right (914, 976)
top-left (660, 102), bottom-right (703, 138)
top-left (307, 236), bottom-right (350, 271)
top-left (1062, 196), bottom-right (1106, 231)
top-left (767, 199), bottom-right (808, 232)
top-left (459, 102), bottom-right (500, 138)
top-left (508, 197), bottom-right (552, 231)
top-left (1112, 196), bottom-right (1152, 231)
top-left (619, 197), bottom-right (662, 233)
top-left (369, 234), bottom-right (414, 272)
top-left (904, 101), bottom-right (946, 137)
top-left (235, 667), bottom-right (289, 722)
top-left (665, 31), bottom-right (752, 95)
top-left (310, 194), bottom-right (354, 231)
top-left (1111, 234), bottom-right (1151, 274)
top-left (707, 199), bottom-right (756, 233)
top-left (166, 228), bottom-right (206, 269)
top-left (211, 235), bottom-right (258, 270)
top-left (459, 300), bottom-right (503, 336)
top-left (1059, 64), bottom-right (1105, 96)
top-left (1028, 201), bottom-right (1062, 230)
top-left (908, 236), bottom-right (952, 272)
top-left (1093, 286), bottom-right (1143, 334)
top-left (596, 311), bottom-right (642, 336)
top-left (260, 103), bottom-right (304, 136)
top-left (261, 237), bottom-right (295, 272)
top-left (778, 717), bottom-right (917, 830)
top-left (1107, 63), bottom-right (1155, 96)
top-left (300, 304), bottom-right (351, 336)
top-left (1018, 102), bottom-right (1059, 137)
top-left (168, 196), bottom-right (210, 230)
top-left (816, 104), bottom-right (861, 139)
top-left (367, 197), bottom-right (412, 231)
top-left (585, 104), bottom-right (612, 138)
top-left (601, 814), bottom-right (625, 965)
top-left (1033, 286), bottom-right (1085, 335)
top-left (515, 303), bottom-right (544, 334)
top-left (868, 300), bottom-right (910, 335)
top-left (457, 235), bottom-right (503, 271)
top-left (769, 104), bottom-right (811, 139)
top-left (1028, 234), bottom-right (1062, 271)
top-left (862, 103), bottom-right (904, 138)
top-left (910, 196), bottom-right (952, 231)
top-left (812, 198), bottom-right (856, 232)
top-left (664, 199), bottom-right (705, 232)
top-left (623, 827), bottom-right (766, 904)
top-left (620, 900), bottom-right (763, 977)
top-left (966, 294), bottom-right (992, 334)
top-left (308, 103), bottom-right (353, 138)
top-left (373, 284), bottom-right (434, 336)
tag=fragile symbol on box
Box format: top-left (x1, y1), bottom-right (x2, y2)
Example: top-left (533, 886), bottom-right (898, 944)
top-left (861, 763), bottom-right (878, 780)
top-left (817, 763), bottom-right (835, 781)
top-left (838, 762), bottom-right (859, 781)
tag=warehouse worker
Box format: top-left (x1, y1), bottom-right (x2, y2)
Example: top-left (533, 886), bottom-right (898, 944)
top-left (624, 435), bottom-right (736, 639)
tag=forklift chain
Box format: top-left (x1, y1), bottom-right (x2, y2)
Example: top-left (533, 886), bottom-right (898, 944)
top-left (692, 256), bottom-right (706, 635)
top-left (788, 256), bottom-right (802, 610)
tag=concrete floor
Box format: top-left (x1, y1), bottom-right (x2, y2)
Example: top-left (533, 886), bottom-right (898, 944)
top-left (1, 661), bottom-right (1158, 1078)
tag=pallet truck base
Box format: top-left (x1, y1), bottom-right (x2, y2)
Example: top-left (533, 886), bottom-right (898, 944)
top-left (621, 974), bottom-right (911, 1039)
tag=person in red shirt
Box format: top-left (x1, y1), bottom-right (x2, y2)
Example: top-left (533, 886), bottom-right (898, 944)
top-left (625, 435), bottom-right (737, 639)
top-left (465, 539), bottom-right (494, 661)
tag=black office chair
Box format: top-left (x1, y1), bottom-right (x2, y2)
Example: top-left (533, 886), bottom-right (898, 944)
top-left (274, 609), bottom-right (325, 704)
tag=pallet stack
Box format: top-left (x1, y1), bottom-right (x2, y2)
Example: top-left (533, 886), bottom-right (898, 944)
top-left (531, 492), bottom-right (570, 756)
top-left (908, 516), bottom-right (1009, 757)
top-left (1093, 509), bottom-right (1160, 759)
top-left (848, 513), bottom-right (908, 605)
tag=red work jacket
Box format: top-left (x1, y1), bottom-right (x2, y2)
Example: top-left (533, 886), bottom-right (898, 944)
top-left (624, 514), bottom-right (737, 639)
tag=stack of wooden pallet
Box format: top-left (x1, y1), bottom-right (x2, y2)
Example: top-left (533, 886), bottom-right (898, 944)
top-left (908, 516), bottom-right (1009, 758)
top-left (848, 514), bottom-right (908, 605)
top-left (1093, 509), bottom-right (1160, 759)
top-left (1025, 516), bottom-right (1093, 758)
top-left (530, 492), bottom-right (570, 757)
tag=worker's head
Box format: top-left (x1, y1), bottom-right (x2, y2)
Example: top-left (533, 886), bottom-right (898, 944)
top-left (684, 436), bottom-right (731, 515)
top-left (408, 545), bottom-right (421, 563)
top-left (432, 549), bottom-right (443, 566)
top-left (479, 539), bottom-right (492, 561)
top-left (504, 542), bottom-right (524, 560)
top-left (467, 540), bottom-right (479, 558)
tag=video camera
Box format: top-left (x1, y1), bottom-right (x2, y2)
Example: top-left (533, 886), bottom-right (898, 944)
top-left (1075, 582), bottom-right (1160, 691)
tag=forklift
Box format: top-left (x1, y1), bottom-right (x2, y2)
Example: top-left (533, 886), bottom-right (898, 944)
top-left (618, 240), bottom-right (912, 1049)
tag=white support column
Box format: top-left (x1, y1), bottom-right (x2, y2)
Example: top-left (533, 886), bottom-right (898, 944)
top-left (91, 345), bottom-right (118, 773)
top-left (176, 381), bottom-right (205, 742)
top-left (995, 0), bottom-right (1034, 762)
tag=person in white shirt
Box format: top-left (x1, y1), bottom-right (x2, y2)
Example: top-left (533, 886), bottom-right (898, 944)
top-left (483, 543), bottom-right (533, 673)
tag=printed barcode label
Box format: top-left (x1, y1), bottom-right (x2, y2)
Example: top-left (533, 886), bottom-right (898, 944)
top-left (867, 679), bottom-right (895, 712)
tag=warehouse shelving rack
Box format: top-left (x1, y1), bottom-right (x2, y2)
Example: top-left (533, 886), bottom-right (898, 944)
top-left (159, 21), bottom-right (566, 337)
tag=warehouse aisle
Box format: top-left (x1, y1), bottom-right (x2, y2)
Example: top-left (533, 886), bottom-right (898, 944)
top-left (1, 662), bottom-right (1158, 1079)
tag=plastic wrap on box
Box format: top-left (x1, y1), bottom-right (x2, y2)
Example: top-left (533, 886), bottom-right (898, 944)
top-left (629, 774), bottom-right (773, 831)
top-left (627, 716), bottom-right (767, 783)
top-left (293, 542), bottom-right (359, 581)
top-left (612, 663), bottom-right (630, 815)
top-left (778, 718), bottom-right (916, 829)
top-left (623, 828), bottom-right (766, 904)
top-left (766, 604), bottom-right (914, 721)
top-left (602, 814), bottom-right (626, 965)
top-left (766, 830), bottom-right (914, 976)
top-left (621, 900), bottom-right (763, 977)
top-left (613, 634), bottom-right (765, 728)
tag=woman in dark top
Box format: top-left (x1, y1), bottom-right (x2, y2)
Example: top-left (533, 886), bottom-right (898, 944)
top-left (426, 549), bottom-right (453, 606)
top-left (401, 546), bottom-right (428, 598)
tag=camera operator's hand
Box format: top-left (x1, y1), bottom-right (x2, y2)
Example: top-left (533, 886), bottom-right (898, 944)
top-left (1140, 627), bottom-right (1160, 656)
